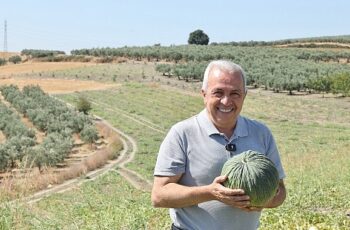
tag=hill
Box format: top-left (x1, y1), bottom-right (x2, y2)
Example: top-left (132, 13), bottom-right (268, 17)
top-left (210, 34), bottom-right (350, 47)
top-left (276, 34), bottom-right (350, 44)
top-left (0, 52), bottom-right (20, 59)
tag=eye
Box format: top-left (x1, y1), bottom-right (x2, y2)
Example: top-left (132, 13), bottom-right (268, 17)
top-left (213, 91), bottom-right (223, 97)
top-left (230, 92), bottom-right (241, 98)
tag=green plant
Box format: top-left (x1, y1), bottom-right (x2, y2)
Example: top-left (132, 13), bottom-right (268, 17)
top-left (0, 58), bottom-right (6, 66)
top-left (80, 125), bottom-right (98, 143)
top-left (8, 55), bottom-right (22, 64)
top-left (76, 96), bottom-right (92, 114)
top-left (331, 72), bottom-right (350, 96)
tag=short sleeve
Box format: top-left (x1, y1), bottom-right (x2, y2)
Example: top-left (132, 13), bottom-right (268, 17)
top-left (265, 131), bottom-right (286, 179)
top-left (154, 125), bottom-right (187, 176)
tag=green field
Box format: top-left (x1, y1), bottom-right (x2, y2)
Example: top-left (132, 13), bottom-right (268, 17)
top-left (0, 54), bottom-right (350, 230)
top-left (1, 62), bottom-right (350, 229)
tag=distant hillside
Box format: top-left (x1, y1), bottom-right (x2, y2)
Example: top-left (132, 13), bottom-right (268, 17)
top-left (0, 52), bottom-right (20, 59)
top-left (211, 35), bottom-right (350, 47)
top-left (272, 35), bottom-right (350, 48)
top-left (276, 35), bottom-right (350, 44)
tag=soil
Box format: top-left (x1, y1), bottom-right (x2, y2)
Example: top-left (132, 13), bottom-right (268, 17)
top-left (0, 52), bottom-right (19, 59)
top-left (0, 131), bottom-right (5, 144)
top-left (0, 61), bottom-right (96, 76)
top-left (0, 78), bottom-right (118, 94)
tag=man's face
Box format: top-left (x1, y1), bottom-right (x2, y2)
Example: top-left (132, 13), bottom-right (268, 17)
top-left (202, 67), bottom-right (246, 132)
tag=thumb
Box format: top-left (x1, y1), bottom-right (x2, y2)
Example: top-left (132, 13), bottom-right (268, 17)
top-left (214, 175), bottom-right (228, 184)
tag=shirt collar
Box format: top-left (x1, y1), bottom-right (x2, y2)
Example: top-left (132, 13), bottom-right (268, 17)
top-left (197, 109), bottom-right (249, 139)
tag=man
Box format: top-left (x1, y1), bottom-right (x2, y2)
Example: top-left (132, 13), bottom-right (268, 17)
top-left (152, 60), bottom-right (286, 230)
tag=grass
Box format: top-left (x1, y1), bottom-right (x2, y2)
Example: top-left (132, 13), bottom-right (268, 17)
top-left (58, 83), bottom-right (203, 180)
top-left (1, 173), bottom-right (169, 229)
top-left (1, 63), bottom-right (349, 229)
top-left (10, 62), bottom-right (202, 92)
top-left (59, 83), bottom-right (350, 229)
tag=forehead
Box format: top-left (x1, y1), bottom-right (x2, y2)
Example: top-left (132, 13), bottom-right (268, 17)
top-left (208, 68), bottom-right (243, 89)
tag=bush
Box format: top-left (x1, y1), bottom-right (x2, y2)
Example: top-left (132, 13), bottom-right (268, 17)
top-left (0, 145), bottom-right (10, 171)
top-left (0, 58), bottom-right (6, 66)
top-left (8, 55), bottom-right (22, 64)
top-left (77, 96), bottom-right (92, 115)
top-left (80, 125), bottom-right (99, 143)
top-left (331, 73), bottom-right (350, 96)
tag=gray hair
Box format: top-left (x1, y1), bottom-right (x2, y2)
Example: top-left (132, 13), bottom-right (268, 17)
top-left (201, 60), bottom-right (247, 92)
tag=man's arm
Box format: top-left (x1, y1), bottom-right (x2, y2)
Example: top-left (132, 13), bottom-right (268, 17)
top-left (151, 174), bottom-right (251, 209)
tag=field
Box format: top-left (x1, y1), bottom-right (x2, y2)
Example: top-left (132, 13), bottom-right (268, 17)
top-left (0, 61), bottom-right (349, 229)
top-left (0, 78), bottom-right (117, 94)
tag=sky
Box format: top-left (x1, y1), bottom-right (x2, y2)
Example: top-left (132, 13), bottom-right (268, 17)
top-left (0, 0), bottom-right (349, 53)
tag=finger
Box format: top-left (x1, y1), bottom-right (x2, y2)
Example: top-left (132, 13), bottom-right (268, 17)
top-left (232, 200), bottom-right (250, 208)
top-left (221, 188), bottom-right (247, 196)
top-left (243, 206), bottom-right (263, 212)
top-left (231, 188), bottom-right (246, 195)
top-left (233, 194), bottom-right (250, 202)
top-left (214, 175), bottom-right (227, 183)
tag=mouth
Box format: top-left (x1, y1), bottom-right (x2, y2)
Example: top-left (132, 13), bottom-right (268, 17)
top-left (218, 107), bottom-right (233, 113)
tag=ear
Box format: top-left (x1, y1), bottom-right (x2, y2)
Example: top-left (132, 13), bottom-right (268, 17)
top-left (201, 89), bottom-right (207, 104)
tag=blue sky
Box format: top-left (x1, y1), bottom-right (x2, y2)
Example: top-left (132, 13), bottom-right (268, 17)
top-left (1, 0), bottom-right (349, 53)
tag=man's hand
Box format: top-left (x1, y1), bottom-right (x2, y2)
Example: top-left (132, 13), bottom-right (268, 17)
top-left (209, 175), bottom-right (250, 209)
top-left (241, 206), bottom-right (264, 212)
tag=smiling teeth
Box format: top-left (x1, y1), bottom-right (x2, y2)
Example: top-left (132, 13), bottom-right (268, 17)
top-left (219, 108), bottom-right (233, 113)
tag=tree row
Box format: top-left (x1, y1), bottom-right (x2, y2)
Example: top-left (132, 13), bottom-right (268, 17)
top-left (0, 85), bottom-right (98, 171)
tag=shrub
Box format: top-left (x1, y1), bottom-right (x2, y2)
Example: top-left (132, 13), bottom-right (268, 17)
top-left (76, 96), bottom-right (92, 115)
top-left (80, 125), bottom-right (99, 143)
top-left (0, 58), bottom-right (7, 66)
top-left (8, 55), bottom-right (22, 64)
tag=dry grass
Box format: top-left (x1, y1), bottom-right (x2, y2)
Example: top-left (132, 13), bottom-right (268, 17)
top-left (83, 149), bottom-right (112, 171)
top-left (0, 62), bottom-right (96, 76)
top-left (0, 78), bottom-right (118, 94)
top-left (0, 52), bottom-right (19, 59)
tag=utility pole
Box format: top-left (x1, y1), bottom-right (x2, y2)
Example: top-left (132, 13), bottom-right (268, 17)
top-left (4, 20), bottom-right (8, 53)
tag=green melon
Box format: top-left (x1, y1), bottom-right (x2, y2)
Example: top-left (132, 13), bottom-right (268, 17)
top-left (221, 150), bottom-right (280, 207)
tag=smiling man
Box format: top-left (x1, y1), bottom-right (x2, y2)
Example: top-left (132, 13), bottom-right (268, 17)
top-left (201, 63), bottom-right (246, 138)
top-left (152, 60), bottom-right (286, 230)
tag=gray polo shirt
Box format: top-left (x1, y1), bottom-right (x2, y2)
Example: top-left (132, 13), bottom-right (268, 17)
top-left (154, 109), bottom-right (285, 230)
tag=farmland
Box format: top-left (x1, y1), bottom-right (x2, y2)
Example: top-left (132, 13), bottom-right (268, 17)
top-left (0, 45), bottom-right (350, 229)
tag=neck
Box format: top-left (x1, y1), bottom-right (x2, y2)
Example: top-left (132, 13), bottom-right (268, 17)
top-left (217, 120), bottom-right (237, 139)
top-left (218, 127), bottom-right (234, 139)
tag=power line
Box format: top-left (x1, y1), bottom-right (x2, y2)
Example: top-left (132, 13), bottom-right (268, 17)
top-left (4, 20), bottom-right (7, 52)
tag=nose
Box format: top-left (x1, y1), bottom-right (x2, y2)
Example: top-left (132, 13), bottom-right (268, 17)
top-left (220, 95), bottom-right (231, 106)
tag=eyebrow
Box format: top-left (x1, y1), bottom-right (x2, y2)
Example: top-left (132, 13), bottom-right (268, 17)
top-left (211, 88), bottom-right (243, 93)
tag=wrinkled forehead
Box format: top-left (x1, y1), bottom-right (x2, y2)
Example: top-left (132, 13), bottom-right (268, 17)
top-left (210, 66), bottom-right (242, 78)
top-left (210, 67), bottom-right (243, 82)
top-left (207, 67), bottom-right (244, 90)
